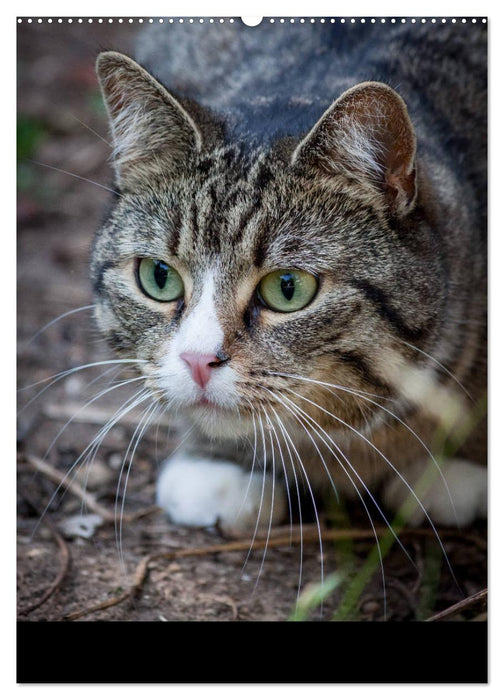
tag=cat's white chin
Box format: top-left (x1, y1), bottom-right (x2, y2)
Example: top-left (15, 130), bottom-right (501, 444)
top-left (188, 404), bottom-right (255, 439)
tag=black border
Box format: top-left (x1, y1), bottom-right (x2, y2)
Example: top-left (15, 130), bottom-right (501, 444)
top-left (17, 621), bottom-right (488, 684)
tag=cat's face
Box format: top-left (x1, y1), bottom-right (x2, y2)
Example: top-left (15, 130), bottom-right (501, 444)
top-left (91, 52), bottom-right (442, 440)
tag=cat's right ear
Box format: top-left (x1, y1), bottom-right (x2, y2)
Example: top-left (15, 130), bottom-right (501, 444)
top-left (291, 82), bottom-right (417, 219)
top-left (96, 51), bottom-right (202, 190)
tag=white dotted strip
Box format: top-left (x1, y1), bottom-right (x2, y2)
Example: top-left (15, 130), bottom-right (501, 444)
top-left (17, 17), bottom-right (488, 25)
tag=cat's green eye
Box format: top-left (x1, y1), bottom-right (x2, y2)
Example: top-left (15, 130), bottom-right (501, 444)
top-left (258, 269), bottom-right (318, 313)
top-left (137, 258), bottom-right (184, 302)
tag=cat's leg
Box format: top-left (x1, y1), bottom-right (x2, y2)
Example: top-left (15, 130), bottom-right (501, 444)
top-left (156, 453), bottom-right (287, 532)
top-left (382, 459), bottom-right (487, 527)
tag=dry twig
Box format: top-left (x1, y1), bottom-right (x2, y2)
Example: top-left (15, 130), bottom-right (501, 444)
top-left (426, 588), bottom-right (487, 622)
top-left (23, 453), bottom-right (160, 523)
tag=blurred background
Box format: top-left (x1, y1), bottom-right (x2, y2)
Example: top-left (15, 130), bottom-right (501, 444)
top-left (18, 20), bottom-right (136, 356)
top-left (17, 21), bottom-right (143, 458)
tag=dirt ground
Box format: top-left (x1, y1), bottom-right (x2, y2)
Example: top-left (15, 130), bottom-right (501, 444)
top-left (16, 18), bottom-right (487, 624)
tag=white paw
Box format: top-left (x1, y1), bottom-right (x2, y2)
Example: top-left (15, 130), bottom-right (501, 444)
top-left (156, 454), bottom-right (286, 532)
top-left (383, 459), bottom-right (487, 527)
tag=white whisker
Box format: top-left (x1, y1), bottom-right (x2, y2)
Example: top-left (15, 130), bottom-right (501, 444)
top-left (398, 339), bottom-right (473, 401)
top-left (267, 371), bottom-right (391, 400)
top-left (266, 400), bottom-right (324, 611)
top-left (235, 403), bottom-right (261, 552)
top-left (68, 111), bottom-right (113, 147)
top-left (246, 410), bottom-right (269, 587)
top-left (116, 397), bottom-right (162, 570)
top-left (30, 159), bottom-right (121, 196)
top-left (264, 406), bottom-right (294, 545)
top-left (18, 358), bottom-right (147, 397)
top-left (19, 305), bottom-right (95, 351)
top-left (251, 407), bottom-right (279, 590)
top-left (267, 405), bottom-right (305, 598)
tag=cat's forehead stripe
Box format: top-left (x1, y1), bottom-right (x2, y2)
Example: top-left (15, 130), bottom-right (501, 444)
top-left (170, 149), bottom-right (276, 261)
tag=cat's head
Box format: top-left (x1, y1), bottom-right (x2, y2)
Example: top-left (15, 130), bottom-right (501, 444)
top-left (91, 51), bottom-right (445, 440)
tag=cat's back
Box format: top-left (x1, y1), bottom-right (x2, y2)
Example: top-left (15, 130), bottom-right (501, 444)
top-left (135, 21), bottom-right (486, 158)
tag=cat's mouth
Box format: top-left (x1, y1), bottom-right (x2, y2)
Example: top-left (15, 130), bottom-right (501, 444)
top-left (189, 391), bottom-right (232, 410)
top-left (181, 390), bottom-right (234, 414)
top-left (195, 396), bottom-right (214, 407)
top-left (184, 397), bottom-right (254, 439)
top-left (191, 396), bottom-right (238, 414)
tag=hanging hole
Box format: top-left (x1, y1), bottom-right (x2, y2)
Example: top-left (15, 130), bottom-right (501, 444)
top-left (241, 16), bottom-right (263, 26)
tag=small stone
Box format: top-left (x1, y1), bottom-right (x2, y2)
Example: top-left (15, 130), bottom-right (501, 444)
top-left (361, 600), bottom-right (380, 614)
top-left (60, 513), bottom-right (104, 539)
top-left (107, 452), bottom-right (123, 470)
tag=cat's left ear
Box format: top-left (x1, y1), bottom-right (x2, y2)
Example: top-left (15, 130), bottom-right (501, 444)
top-left (291, 82), bottom-right (417, 218)
top-left (96, 51), bottom-right (202, 190)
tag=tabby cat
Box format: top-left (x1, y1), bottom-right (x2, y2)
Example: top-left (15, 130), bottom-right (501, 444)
top-left (90, 20), bottom-right (487, 535)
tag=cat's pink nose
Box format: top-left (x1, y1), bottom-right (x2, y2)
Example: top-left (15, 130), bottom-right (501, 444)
top-left (180, 352), bottom-right (224, 389)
